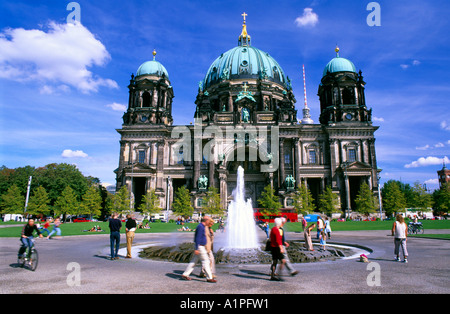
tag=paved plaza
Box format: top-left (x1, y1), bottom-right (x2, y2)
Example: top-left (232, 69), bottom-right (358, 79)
top-left (1, 229), bottom-right (449, 294)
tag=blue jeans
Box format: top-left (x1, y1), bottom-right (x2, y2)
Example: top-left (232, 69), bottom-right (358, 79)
top-left (48, 227), bottom-right (61, 237)
top-left (39, 228), bottom-right (49, 236)
top-left (18, 236), bottom-right (34, 257)
top-left (110, 231), bottom-right (120, 258)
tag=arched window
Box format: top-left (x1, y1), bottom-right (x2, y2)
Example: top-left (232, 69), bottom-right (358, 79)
top-left (142, 91), bottom-right (151, 107)
top-left (342, 87), bottom-right (355, 105)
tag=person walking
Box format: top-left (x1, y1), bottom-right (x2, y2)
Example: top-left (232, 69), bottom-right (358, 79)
top-left (181, 216), bottom-right (216, 283)
top-left (324, 217), bottom-right (332, 239)
top-left (262, 222), bottom-right (270, 239)
top-left (280, 217), bottom-right (298, 277)
top-left (200, 217), bottom-right (216, 279)
top-left (125, 214), bottom-right (137, 258)
top-left (304, 223), bottom-right (316, 251)
top-left (109, 213), bottom-right (122, 260)
top-left (47, 218), bottom-right (62, 239)
top-left (391, 214), bottom-right (408, 263)
top-left (316, 216), bottom-right (324, 239)
top-left (269, 218), bottom-right (286, 281)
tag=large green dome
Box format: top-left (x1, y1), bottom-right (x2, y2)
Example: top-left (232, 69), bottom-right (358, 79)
top-left (203, 45), bottom-right (288, 89)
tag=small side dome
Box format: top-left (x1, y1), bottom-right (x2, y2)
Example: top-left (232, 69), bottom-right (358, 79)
top-left (323, 46), bottom-right (356, 77)
top-left (136, 50), bottom-right (169, 78)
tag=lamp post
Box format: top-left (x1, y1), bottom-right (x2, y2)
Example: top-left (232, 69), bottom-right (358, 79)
top-left (24, 176), bottom-right (32, 216)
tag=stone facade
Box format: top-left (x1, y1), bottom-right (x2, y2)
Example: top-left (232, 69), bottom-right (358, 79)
top-left (115, 28), bottom-right (380, 217)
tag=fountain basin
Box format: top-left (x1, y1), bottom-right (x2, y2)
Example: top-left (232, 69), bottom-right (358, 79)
top-left (139, 240), bottom-right (364, 264)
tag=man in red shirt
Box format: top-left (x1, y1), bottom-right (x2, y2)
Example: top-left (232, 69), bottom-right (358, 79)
top-left (269, 218), bottom-right (286, 281)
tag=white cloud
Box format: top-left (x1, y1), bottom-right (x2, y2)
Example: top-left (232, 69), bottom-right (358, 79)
top-left (39, 84), bottom-right (70, 95)
top-left (441, 121), bottom-right (450, 131)
top-left (61, 149), bottom-right (88, 158)
top-left (404, 156), bottom-right (450, 168)
top-left (106, 102), bottom-right (127, 111)
top-left (295, 8), bottom-right (319, 27)
top-left (415, 144), bottom-right (430, 150)
top-left (400, 60), bottom-right (420, 70)
top-left (372, 116), bottom-right (384, 122)
top-left (416, 142), bottom-right (446, 150)
top-left (424, 178), bottom-right (439, 185)
top-left (0, 21), bottom-right (118, 94)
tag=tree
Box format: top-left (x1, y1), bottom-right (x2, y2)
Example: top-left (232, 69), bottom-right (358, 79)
top-left (111, 185), bottom-right (131, 215)
top-left (34, 163), bottom-right (89, 206)
top-left (382, 180), bottom-right (414, 208)
top-left (257, 185), bottom-right (281, 215)
top-left (1, 184), bottom-right (25, 214)
top-left (27, 186), bottom-right (50, 217)
top-left (54, 186), bottom-right (80, 219)
top-left (292, 182), bottom-right (315, 215)
top-left (138, 189), bottom-right (162, 217)
top-left (433, 183), bottom-right (450, 215)
top-left (382, 181), bottom-right (406, 216)
top-left (81, 185), bottom-right (102, 219)
top-left (411, 181), bottom-right (434, 210)
top-left (318, 185), bottom-right (340, 217)
top-left (172, 186), bottom-right (194, 218)
top-left (201, 186), bottom-right (223, 216)
top-left (354, 182), bottom-right (377, 216)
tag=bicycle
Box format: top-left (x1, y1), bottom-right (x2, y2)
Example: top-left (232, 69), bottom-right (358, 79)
top-left (17, 238), bottom-right (39, 271)
top-left (407, 222), bottom-right (424, 235)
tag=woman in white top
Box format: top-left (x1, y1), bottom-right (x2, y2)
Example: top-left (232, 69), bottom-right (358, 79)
top-left (325, 217), bottom-right (332, 239)
top-left (391, 214), bottom-right (408, 263)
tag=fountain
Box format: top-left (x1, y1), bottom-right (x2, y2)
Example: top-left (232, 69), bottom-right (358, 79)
top-left (139, 168), bottom-right (366, 264)
top-left (224, 166), bottom-right (259, 249)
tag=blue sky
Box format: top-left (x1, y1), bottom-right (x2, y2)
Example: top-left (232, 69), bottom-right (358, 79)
top-left (0, 0), bottom-right (449, 190)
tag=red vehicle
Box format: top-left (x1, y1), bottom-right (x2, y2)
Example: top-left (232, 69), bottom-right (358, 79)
top-left (73, 217), bottom-right (91, 223)
top-left (254, 208), bottom-right (298, 223)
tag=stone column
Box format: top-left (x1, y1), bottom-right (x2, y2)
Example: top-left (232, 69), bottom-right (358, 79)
top-left (156, 141), bottom-right (164, 190)
top-left (208, 146), bottom-right (215, 189)
top-left (219, 172), bottom-right (228, 210)
top-left (279, 139), bottom-right (285, 188)
top-left (329, 139), bottom-right (338, 189)
top-left (294, 139), bottom-right (301, 188)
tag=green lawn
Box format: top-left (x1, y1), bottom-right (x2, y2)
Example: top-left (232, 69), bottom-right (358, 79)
top-left (282, 220), bottom-right (450, 232)
top-left (1, 219), bottom-right (449, 238)
top-left (0, 221), bottom-right (200, 238)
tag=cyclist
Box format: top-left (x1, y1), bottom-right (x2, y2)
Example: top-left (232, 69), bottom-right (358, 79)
top-left (18, 218), bottom-right (43, 259)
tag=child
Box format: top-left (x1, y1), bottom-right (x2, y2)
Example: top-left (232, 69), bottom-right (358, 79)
top-left (319, 229), bottom-right (327, 251)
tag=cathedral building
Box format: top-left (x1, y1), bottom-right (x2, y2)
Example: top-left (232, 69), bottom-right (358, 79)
top-left (114, 14), bottom-right (381, 217)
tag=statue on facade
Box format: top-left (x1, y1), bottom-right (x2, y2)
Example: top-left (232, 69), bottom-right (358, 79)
top-left (198, 175), bottom-right (208, 190)
top-left (221, 68), bottom-right (230, 80)
top-left (285, 175), bottom-right (295, 190)
top-left (242, 107), bottom-right (250, 123)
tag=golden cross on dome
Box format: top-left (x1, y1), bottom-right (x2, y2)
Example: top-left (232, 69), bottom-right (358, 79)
top-left (242, 12), bottom-right (248, 24)
top-left (243, 82), bottom-right (248, 92)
